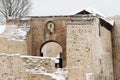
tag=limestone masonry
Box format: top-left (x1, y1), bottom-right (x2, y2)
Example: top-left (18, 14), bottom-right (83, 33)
top-left (0, 9), bottom-right (119, 80)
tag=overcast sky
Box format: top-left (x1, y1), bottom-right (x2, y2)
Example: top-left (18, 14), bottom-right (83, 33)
top-left (31, 0), bottom-right (120, 17)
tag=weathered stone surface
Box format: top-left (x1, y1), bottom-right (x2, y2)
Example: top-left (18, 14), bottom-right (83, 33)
top-left (0, 38), bottom-right (27, 55)
top-left (0, 53), bottom-right (58, 80)
top-left (22, 56), bottom-right (55, 73)
top-left (0, 54), bottom-right (27, 80)
top-left (66, 22), bottom-right (94, 80)
top-left (66, 17), bottom-right (113, 80)
top-left (27, 73), bottom-right (56, 80)
top-left (67, 24), bottom-right (93, 67)
top-left (68, 67), bottom-right (85, 80)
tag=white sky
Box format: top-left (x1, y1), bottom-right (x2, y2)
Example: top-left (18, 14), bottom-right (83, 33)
top-left (30, 0), bottom-right (120, 17)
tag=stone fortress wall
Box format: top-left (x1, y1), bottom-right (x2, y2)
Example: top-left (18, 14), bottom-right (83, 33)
top-left (0, 9), bottom-right (119, 80)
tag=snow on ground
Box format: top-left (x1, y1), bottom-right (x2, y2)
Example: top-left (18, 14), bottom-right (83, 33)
top-left (0, 25), bottom-right (6, 34)
top-left (52, 68), bottom-right (68, 80)
top-left (11, 24), bottom-right (30, 40)
top-left (0, 23), bottom-right (30, 41)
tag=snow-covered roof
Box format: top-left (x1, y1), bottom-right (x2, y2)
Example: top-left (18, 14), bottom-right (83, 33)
top-left (75, 8), bottom-right (104, 17)
top-left (101, 18), bottom-right (115, 26)
top-left (108, 20), bottom-right (115, 26)
top-left (75, 8), bottom-right (114, 27)
top-left (99, 18), bottom-right (114, 30)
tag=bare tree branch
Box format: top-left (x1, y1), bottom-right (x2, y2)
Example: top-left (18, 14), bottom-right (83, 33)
top-left (0, 0), bottom-right (32, 24)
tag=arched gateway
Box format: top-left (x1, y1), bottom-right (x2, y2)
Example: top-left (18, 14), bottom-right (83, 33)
top-left (40, 41), bottom-right (62, 57)
top-left (40, 40), bottom-right (63, 68)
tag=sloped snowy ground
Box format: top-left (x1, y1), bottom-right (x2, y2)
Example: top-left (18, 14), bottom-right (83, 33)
top-left (11, 24), bottom-right (30, 40)
top-left (0, 24), bottom-right (30, 41)
top-left (51, 68), bottom-right (68, 80)
top-left (0, 25), bottom-right (6, 34)
top-left (0, 16), bottom-right (31, 40)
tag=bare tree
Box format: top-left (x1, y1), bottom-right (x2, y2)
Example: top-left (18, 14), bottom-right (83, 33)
top-left (0, 0), bottom-right (31, 21)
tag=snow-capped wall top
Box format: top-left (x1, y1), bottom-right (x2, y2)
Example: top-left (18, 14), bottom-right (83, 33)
top-left (75, 8), bottom-right (114, 27)
top-left (101, 18), bottom-right (115, 26)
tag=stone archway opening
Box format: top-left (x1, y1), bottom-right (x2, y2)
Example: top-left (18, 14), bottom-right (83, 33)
top-left (40, 41), bottom-right (63, 68)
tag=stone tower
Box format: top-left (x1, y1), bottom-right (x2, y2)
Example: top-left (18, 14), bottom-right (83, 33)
top-left (66, 10), bottom-right (114, 80)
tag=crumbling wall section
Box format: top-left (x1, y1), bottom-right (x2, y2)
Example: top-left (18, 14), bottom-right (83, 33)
top-left (0, 54), bottom-right (27, 80)
top-left (0, 53), bottom-right (56, 80)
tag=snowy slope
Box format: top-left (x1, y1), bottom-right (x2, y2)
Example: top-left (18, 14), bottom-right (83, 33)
top-left (0, 25), bottom-right (6, 34)
top-left (0, 24), bottom-right (30, 41)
